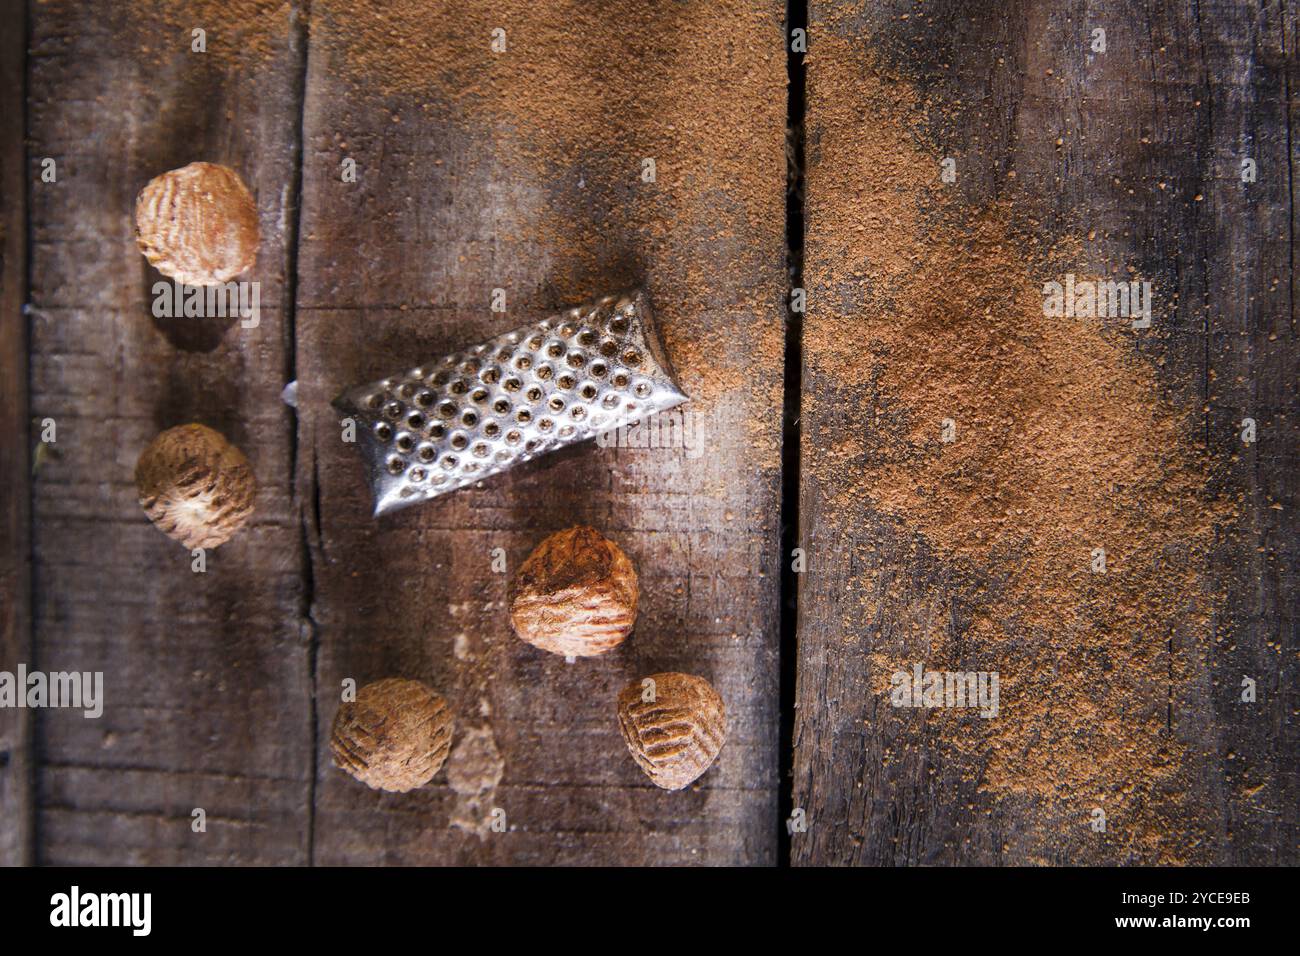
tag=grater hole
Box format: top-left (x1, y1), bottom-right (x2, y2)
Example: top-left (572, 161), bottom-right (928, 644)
top-left (536, 365), bottom-right (553, 381)
top-left (557, 375), bottom-right (575, 390)
top-left (546, 342), bottom-right (564, 358)
top-left (506, 430), bottom-right (522, 444)
top-left (525, 439), bottom-right (539, 452)
top-left (623, 350), bottom-right (642, 367)
top-left (590, 362), bottom-right (607, 378)
top-left (396, 434), bottom-right (415, 453)
top-left (416, 391), bottom-right (434, 408)
top-left (548, 397), bottom-right (565, 412)
top-left (503, 377), bottom-right (522, 392)
top-left (496, 348), bottom-right (513, 362)
top-left (409, 467), bottom-right (426, 483)
top-left (516, 408), bottom-right (533, 424)
top-left (609, 316), bottom-right (628, 334)
top-left (473, 443), bottom-right (490, 458)
top-left (538, 418), bottom-right (554, 432)
top-left (493, 399), bottom-right (511, 415)
top-left (578, 330), bottom-right (597, 347)
top-left (566, 352), bottom-right (586, 369)
top-left (441, 455), bottom-right (459, 470)
top-left (471, 388), bottom-right (488, 404)
top-left (431, 371), bottom-right (450, 385)
top-left (375, 423), bottom-right (392, 440)
top-left (560, 323), bottom-right (576, 337)
top-left (461, 411), bottom-right (478, 427)
top-left (461, 359), bottom-right (480, 374)
top-left (450, 433), bottom-right (468, 451)
top-left (559, 425), bottom-right (576, 438)
top-left (418, 445), bottom-right (436, 463)
top-left (429, 423), bottom-right (446, 439)
top-left (437, 401), bottom-right (457, 419)
top-left (450, 380), bottom-right (468, 395)
top-left (399, 383), bottom-right (415, 399)
top-left (524, 386), bottom-right (542, 403)
top-left (481, 367), bottom-right (501, 384)
top-left (484, 421), bottom-right (500, 438)
top-left (602, 393), bottom-right (620, 409)
top-left (599, 340), bottom-right (619, 357)
top-left (580, 384), bottom-right (598, 400)
top-left (571, 407), bottom-right (587, 421)
top-left (515, 355), bottom-right (533, 371)
top-left (383, 402), bottom-right (404, 420)
top-left (634, 381), bottom-right (652, 398)
top-left (612, 373), bottom-right (630, 389)
top-left (367, 394), bottom-right (383, 410)
top-left (387, 457), bottom-right (405, 475)
top-left (407, 413), bottom-right (424, 429)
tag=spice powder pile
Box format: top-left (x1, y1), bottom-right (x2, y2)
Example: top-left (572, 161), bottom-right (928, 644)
top-left (803, 31), bottom-right (1231, 861)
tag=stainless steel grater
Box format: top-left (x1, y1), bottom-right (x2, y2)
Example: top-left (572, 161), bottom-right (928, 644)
top-left (333, 289), bottom-right (689, 516)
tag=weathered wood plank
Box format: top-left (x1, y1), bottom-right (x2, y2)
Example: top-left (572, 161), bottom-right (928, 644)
top-left (297, 1), bottom-right (787, 864)
top-left (26, 1), bottom-right (312, 863)
top-left (0, 0), bottom-right (33, 867)
top-left (795, 0), bottom-right (1297, 864)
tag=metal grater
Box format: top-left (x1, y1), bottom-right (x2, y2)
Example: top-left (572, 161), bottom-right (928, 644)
top-left (333, 289), bottom-right (689, 516)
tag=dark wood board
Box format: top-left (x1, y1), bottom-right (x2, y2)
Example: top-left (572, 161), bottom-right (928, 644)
top-left (793, 0), bottom-right (1298, 865)
top-left (23, 1), bottom-right (313, 863)
top-left (295, 1), bottom-right (787, 865)
top-left (0, 0), bottom-right (33, 867)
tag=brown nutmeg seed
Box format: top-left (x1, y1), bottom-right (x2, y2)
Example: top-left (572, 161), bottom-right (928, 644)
top-left (617, 672), bottom-right (727, 791)
top-left (330, 678), bottom-right (454, 793)
top-left (509, 525), bottom-right (639, 657)
top-left (135, 162), bottom-right (259, 286)
top-left (135, 424), bottom-right (256, 550)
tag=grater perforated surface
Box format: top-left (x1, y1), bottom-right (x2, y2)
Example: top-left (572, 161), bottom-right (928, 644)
top-left (333, 289), bottom-right (689, 516)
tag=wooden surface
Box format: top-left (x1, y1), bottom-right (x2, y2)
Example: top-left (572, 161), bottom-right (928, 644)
top-left (793, 0), bottom-right (1298, 864)
top-left (23, 2), bottom-right (312, 864)
top-left (5, 0), bottom-right (786, 865)
top-left (1, 0), bottom-right (1295, 866)
top-left (296, 1), bottom-right (786, 865)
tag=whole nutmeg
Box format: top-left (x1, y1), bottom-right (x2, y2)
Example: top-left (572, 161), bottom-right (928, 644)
top-left (330, 678), bottom-right (454, 793)
top-left (135, 424), bottom-right (256, 550)
top-left (509, 526), bottom-right (639, 657)
top-left (135, 162), bottom-right (259, 286)
top-left (617, 672), bottom-right (727, 791)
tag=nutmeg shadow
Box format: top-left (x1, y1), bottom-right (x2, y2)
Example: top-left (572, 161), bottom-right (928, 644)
top-left (150, 364), bottom-right (249, 454)
top-left (141, 265), bottom-right (241, 352)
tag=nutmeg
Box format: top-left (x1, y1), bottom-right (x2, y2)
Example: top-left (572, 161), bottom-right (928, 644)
top-left (135, 424), bottom-right (255, 549)
top-left (135, 162), bottom-right (259, 286)
top-left (509, 526), bottom-right (639, 657)
top-left (617, 672), bottom-right (726, 790)
top-left (330, 678), bottom-right (454, 793)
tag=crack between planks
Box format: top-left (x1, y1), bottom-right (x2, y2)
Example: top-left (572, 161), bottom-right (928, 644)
top-left (283, 0), bottom-right (318, 868)
top-left (777, 0), bottom-right (807, 869)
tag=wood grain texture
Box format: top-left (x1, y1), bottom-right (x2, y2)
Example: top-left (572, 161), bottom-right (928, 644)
top-left (0, 0), bottom-right (32, 867)
top-left (25, 1), bottom-right (312, 863)
top-left (296, 1), bottom-right (786, 865)
top-left (794, 0), bottom-right (1298, 865)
